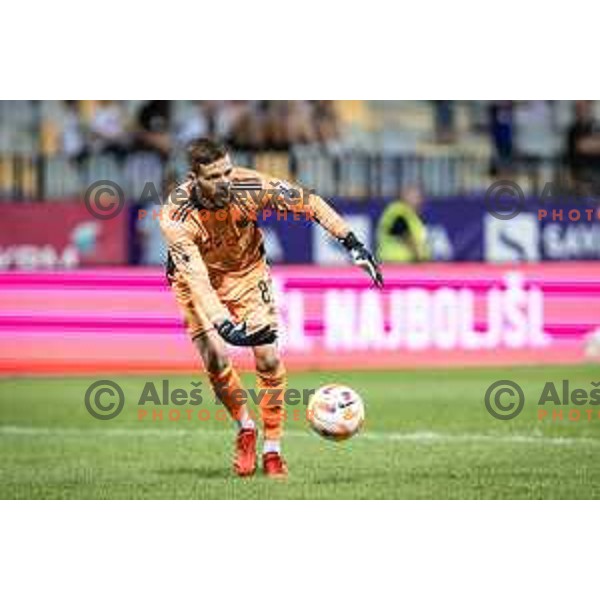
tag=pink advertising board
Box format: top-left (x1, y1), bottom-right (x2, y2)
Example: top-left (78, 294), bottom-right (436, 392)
top-left (0, 203), bottom-right (128, 268)
top-left (0, 264), bottom-right (599, 374)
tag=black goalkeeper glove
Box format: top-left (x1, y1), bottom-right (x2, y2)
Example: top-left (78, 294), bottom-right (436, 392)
top-left (341, 232), bottom-right (384, 288)
top-left (216, 319), bottom-right (277, 347)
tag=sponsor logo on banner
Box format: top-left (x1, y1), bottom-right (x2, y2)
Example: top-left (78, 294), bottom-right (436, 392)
top-left (484, 214), bottom-right (540, 262)
top-left (542, 222), bottom-right (600, 260)
top-left (277, 272), bottom-right (549, 352)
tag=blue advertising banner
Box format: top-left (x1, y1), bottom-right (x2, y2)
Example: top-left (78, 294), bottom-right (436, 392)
top-left (258, 197), bottom-right (488, 264)
top-left (133, 197), bottom-right (600, 265)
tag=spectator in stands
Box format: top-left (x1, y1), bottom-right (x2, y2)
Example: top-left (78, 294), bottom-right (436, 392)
top-left (229, 101), bottom-right (266, 152)
top-left (566, 100), bottom-right (600, 189)
top-left (175, 101), bottom-right (210, 146)
top-left (312, 100), bottom-right (339, 145)
top-left (433, 101), bottom-right (455, 144)
top-left (134, 100), bottom-right (172, 161)
top-left (124, 101), bottom-right (172, 201)
top-left (376, 185), bottom-right (430, 263)
top-left (286, 100), bottom-right (317, 146)
top-left (59, 101), bottom-right (88, 164)
top-left (89, 100), bottom-right (129, 161)
top-left (264, 101), bottom-right (316, 150)
top-left (489, 101), bottom-right (514, 176)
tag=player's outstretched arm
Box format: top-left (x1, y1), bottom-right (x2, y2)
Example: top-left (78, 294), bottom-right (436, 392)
top-left (256, 172), bottom-right (384, 288)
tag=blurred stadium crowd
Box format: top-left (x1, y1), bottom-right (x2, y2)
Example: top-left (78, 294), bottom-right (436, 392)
top-left (2, 100), bottom-right (600, 201)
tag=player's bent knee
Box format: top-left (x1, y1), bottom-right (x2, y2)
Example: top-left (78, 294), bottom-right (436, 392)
top-left (255, 352), bottom-right (283, 376)
top-left (204, 351), bottom-right (230, 375)
top-left (194, 333), bottom-right (230, 374)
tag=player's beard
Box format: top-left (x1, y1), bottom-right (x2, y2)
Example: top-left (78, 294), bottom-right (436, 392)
top-left (196, 181), bottom-right (231, 210)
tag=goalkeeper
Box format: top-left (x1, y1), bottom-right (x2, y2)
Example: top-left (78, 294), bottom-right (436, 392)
top-left (160, 139), bottom-right (383, 478)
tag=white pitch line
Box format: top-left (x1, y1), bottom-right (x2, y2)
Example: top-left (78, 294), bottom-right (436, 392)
top-left (0, 425), bottom-right (599, 447)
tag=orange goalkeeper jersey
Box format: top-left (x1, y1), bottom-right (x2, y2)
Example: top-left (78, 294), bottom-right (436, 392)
top-left (159, 166), bottom-right (350, 323)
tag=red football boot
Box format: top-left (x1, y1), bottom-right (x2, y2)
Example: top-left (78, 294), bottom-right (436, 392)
top-left (262, 452), bottom-right (288, 478)
top-left (234, 428), bottom-right (257, 477)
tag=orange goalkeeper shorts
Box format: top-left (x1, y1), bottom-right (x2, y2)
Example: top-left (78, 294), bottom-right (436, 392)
top-left (170, 260), bottom-right (278, 341)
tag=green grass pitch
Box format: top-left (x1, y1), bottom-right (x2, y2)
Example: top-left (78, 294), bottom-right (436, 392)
top-left (1, 365), bottom-right (600, 499)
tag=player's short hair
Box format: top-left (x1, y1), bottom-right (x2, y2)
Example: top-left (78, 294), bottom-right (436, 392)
top-left (188, 138), bottom-right (229, 170)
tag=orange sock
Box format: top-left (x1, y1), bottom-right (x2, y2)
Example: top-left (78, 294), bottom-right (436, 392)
top-left (257, 363), bottom-right (287, 441)
top-left (208, 364), bottom-right (249, 426)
